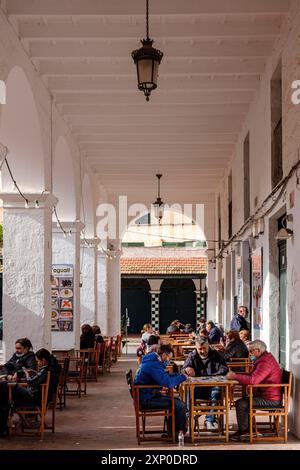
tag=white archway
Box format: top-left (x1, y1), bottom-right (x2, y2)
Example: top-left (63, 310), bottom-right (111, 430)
top-left (0, 66), bottom-right (44, 192)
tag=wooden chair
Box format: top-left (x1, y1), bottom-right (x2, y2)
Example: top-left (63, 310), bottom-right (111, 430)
top-left (104, 338), bottom-right (113, 373)
top-left (116, 335), bottom-right (123, 357)
top-left (57, 356), bottom-right (70, 409)
top-left (126, 369), bottom-right (176, 445)
top-left (226, 358), bottom-right (252, 407)
top-left (97, 342), bottom-right (106, 375)
top-left (189, 383), bottom-right (230, 443)
top-left (81, 348), bottom-right (99, 382)
top-left (46, 370), bottom-right (62, 433)
top-left (66, 351), bottom-right (89, 397)
top-left (248, 369), bottom-right (292, 443)
top-left (10, 371), bottom-right (51, 441)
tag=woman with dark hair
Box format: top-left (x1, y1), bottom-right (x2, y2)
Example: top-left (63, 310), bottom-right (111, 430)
top-left (0, 348), bottom-right (61, 437)
top-left (80, 324), bottom-right (95, 349)
top-left (92, 325), bottom-right (104, 344)
top-left (219, 330), bottom-right (249, 361)
top-left (2, 338), bottom-right (37, 379)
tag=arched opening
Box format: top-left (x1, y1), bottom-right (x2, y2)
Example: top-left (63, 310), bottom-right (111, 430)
top-left (53, 136), bottom-right (76, 221)
top-left (0, 66), bottom-right (44, 192)
top-left (159, 279), bottom-right (196, 334)
top-left (121, 278), bottom-right (151, 335)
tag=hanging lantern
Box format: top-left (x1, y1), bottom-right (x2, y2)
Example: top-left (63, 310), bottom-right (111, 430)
top-left (152, 174), bottom-right (165, 223)
top-left (131, 0), bottom-right (163, 101)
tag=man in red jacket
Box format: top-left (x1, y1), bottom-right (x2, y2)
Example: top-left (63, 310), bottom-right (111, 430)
top-left (226, 339), bottom-right (282, 441)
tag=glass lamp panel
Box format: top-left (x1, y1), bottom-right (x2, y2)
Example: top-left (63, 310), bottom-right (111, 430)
top-left (137, 58), bottom-right (154, 85)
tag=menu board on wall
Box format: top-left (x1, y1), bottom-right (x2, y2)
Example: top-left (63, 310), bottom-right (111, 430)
top-left (51, 264), bottom-right (74, 332)
top-left (252, 248), bottom-right (263, 330)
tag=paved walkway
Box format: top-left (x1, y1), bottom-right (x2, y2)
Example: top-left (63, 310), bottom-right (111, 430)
top-left (0, 355), bottom-right (299, 450)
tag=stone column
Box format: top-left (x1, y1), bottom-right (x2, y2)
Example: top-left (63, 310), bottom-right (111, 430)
top-left (96, 251), bottom-right (108, 335)
top-left (148, 279), bottom-right (163, 332)
top-left (107, 244), bottom-right (121, 336)
top-left (150, 291), bottom-right (161, 332)
top-left (1, 192), bottom-right (56, 360)
top-left (80, 238), bottom-right (99, 326)
top-left (52, 221), bottom-right (84, 350)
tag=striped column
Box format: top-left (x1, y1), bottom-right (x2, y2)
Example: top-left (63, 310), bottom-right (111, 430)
top-left (195, 290), bottom-right (202, 324)
top-left (150, 291), bottom-right (161, 332)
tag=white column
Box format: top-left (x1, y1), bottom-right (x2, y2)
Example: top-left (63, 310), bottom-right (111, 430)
top-left (1, 192), bottom-right (56, 360)
top-left (97, 251), bottom-right (108, 335)
top-left (206, 266), bottom-right (217, 322)
top-left (224, 255), bottom-right (232, 329)
top-left (52, 221), bottom-right (83, 350)
top-left (107, 251), bottom-right (121, 336)
top-left (80, 238), bottom-right (98, 326)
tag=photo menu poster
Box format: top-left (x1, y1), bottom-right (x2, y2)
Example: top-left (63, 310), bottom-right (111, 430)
top-left (51, 264), bottom-right (74, 332)
top-left (252, 248), bottom-right (263, 330)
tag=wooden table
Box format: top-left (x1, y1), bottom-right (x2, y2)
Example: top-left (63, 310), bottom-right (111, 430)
top-left (181, 376), bottom-right (238, 443)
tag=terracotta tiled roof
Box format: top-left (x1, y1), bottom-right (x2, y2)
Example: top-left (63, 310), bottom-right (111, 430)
top-left (120, 258), bottom-right (207, 275)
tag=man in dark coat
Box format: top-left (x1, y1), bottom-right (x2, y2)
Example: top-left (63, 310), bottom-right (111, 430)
top-left (230, 306), bottom-right (249, 332)
top-left (182, 337), bottom-right (228, 430)
top-left (206, 321), bottom-right (223, 344)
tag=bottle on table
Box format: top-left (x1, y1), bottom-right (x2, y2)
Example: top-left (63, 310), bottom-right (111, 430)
top-left (178, 430), bottom-right (184, 447)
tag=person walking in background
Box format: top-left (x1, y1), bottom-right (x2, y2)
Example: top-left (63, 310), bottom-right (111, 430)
top-left (230, 306), bottom-right (249, 332)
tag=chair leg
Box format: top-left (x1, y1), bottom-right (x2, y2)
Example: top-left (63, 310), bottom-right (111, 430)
top-left (284, 413), bottom-right (288, 442)
top-left (52, 407), bottom-right (55, 433)
top-left (250, 413), bottom-right (254, 444)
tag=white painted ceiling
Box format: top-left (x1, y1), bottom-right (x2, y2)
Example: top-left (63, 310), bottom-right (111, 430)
top-left (5, 0), bottom-right (290, 204)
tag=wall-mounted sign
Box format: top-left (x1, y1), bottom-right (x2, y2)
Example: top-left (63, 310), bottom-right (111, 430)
top-left (51, 264), bottom-right (74, 332)
top-left (252, 248), bottom-right (263, 330)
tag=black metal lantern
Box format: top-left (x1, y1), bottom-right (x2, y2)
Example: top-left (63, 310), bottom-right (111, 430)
top-left (152, 174), bottom-right (165, 223)
top-left (131, 0), bottom-right (163, 101)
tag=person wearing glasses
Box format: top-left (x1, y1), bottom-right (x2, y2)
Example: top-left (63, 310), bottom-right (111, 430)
top-left (230, 306), bottom-right (249, 332)
top-left (134, 344), bottom-right (187, 437)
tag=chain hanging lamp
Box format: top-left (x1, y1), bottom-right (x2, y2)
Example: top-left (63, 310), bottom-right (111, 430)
top-left (152, 174), bottom-right (165, 223)
top-left (131, 0), bottom-right (164, 101)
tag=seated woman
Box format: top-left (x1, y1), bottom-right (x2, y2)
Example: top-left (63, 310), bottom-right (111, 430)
top-left (80, 324), bottom-right (95, 349)
top-left (2, 338), bottom-right (37, 379)
top-left (219, 330), bottom-right (249, 361)
top-left (141, 323), bottom-right (154, 345)
top-left (0, 349), bottom-right (61, 437)
top-left (239, 329), bottom-right (251, 347)
top-left (92, 325), bottom-right (104, 344)
top-left (147, 334), bottom-right (161, 353)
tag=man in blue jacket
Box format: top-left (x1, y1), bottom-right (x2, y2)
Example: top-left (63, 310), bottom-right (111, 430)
top-left (230, 306), bottom-right (249, 332)
top-left (134, 344), bottom-right (187, 435)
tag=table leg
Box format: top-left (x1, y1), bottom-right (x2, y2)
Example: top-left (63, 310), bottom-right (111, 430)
top-left (225, 385), bottom-right (229, 442)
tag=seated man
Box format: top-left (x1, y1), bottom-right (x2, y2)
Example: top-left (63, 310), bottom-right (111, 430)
top-left (182, 337), bottom-right (228, 430)
top-left (166, 321), bottom-right (181, 335)
top-left (206, 321), bottom-right (223, 344)
top-left (2, 338), bottom-right (37, 379)
top-left (134, 344), bottom-right (187, 437)
top-left (227, 340), bottom-right (282, 441)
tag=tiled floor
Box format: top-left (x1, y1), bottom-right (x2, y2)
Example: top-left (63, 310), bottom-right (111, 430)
top-left (0, 355), bottom-right (299, 450)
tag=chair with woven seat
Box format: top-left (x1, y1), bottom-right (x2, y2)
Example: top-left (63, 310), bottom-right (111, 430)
top-left (9, 371), bottom-right (51, 441)
top-left (126, 369), bottom-right (175, 445)
top-left (66, 351), bottom-right (89, 397)
top-left (248, 369), bottom-right (292, 443)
